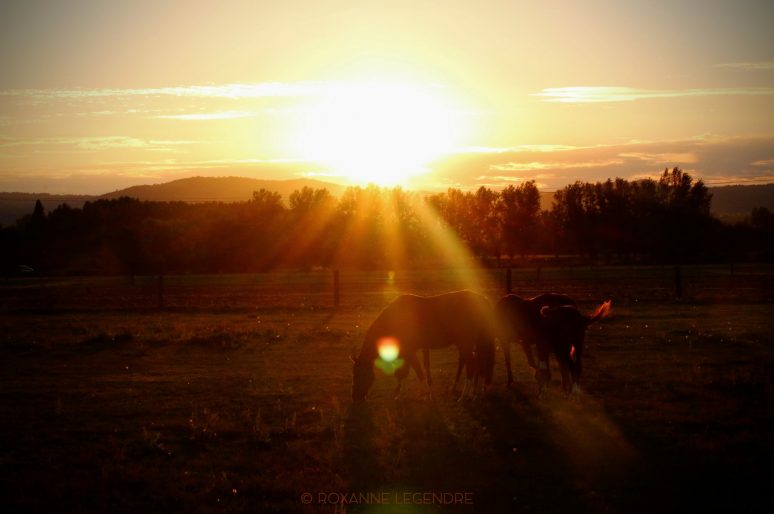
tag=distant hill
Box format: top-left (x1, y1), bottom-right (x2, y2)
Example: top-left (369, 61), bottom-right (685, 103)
top-left (0, 193), bottom-right (94, 227)
top-left (0, 177), bottom-right (348, 226)
top-left (707, 184), bottom-right (774, 220)
top-left (99, 176), bottom-right (347, 202)
top-left (1, 178), bottom-right (772, 227)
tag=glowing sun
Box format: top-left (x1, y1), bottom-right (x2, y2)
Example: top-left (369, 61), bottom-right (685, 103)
top-left (295, 80), bottom-right (466, 186)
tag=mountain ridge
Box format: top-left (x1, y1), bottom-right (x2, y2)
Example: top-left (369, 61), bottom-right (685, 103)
top-left (1, 176), bottom-right (772, 226)
top-left (98, 176), bottom-right (347, 202)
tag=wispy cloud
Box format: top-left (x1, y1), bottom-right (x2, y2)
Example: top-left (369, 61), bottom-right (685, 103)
top-left (455, 144), bottom-right (578, 154)
top-left (619, 152), bottom-right (699, 164)
top-left (75, 136), bottom-right (155, 150)
top-left (155, 111), bottom-right (256, 121)
top-left (0, 81), bottom-right (448, 102)
top-left (532, 86), bottom-right (774, 103)
top-left (0, 136), bottom-right (200, 152)
top-left (490, 159), bottom-right (623, 172)
top-left (0, 82), bottom-right (325, 100)
top-left (431, 135), bottom-right (774, 190)
top-left (715, 61), bottom-right (774, 71)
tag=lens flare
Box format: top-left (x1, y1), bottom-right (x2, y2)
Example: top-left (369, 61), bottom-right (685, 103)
top-left (377, 337), bottom-right (400, 362)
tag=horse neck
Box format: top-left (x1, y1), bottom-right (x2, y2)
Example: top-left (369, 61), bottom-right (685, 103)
top-left (356, 333), bottom-right (379, 364)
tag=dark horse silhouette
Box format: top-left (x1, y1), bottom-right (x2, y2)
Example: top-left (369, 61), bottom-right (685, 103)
top-left (496, 293), bottom-right (577, 387)
top-left (537, 300), bottom-right (611, 393)
top-left (351, 291), bottom-right (497, 402)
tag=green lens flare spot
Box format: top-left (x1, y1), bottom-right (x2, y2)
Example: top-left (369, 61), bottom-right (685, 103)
top-left (375, 357), bottom-right (405, 376)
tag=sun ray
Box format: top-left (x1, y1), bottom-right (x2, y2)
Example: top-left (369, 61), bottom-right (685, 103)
top-left (413, 197), bottom-right (498, 294)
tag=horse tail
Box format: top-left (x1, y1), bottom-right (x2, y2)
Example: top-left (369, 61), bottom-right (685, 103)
top-left (588, 300), bottom-right (612, 324)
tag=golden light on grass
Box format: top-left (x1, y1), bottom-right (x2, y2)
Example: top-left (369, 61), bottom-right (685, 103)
top-left (293, 80), bottom-right (468, 186)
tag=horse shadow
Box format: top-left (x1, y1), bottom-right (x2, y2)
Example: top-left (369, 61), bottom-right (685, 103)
top-left (340, 397), bottom-right (488, 512)
top-left (471, 381), bottom-right (654, 513)
top-left (341, 403), bottom-right (386, 492)
top-left (466, 388), bottom-right (585, 513)
top-left (341, 384), bottom-right (640, 513)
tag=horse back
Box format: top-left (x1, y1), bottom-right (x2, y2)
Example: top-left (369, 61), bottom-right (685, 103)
top-left (528, 293), bottom-right (576, 308)
top-left (374, 291), bottom-right (496, 352)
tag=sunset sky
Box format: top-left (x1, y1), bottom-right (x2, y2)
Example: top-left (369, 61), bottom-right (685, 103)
top-left (1, 0), bottom-right (772, 194)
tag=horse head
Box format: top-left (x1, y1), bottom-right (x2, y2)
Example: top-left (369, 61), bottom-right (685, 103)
top-left (351, 353), bottom-right (374, 403)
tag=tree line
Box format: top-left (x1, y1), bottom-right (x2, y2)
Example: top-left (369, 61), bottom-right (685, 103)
top-left (1, 168), bottom-right (772, 275)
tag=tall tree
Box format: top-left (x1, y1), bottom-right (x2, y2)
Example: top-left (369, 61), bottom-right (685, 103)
top-left (499, 181), bottom-right (541, 261)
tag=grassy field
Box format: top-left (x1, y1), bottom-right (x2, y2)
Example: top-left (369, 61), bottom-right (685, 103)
top-left (1, 265), bottom-right (773, 513)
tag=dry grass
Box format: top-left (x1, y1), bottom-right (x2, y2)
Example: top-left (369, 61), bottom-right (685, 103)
top-left (0, 266), bottom-right (773, 513)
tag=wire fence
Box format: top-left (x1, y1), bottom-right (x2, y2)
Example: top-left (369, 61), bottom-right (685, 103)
top-left (1, 264), bottom-right (772, 312)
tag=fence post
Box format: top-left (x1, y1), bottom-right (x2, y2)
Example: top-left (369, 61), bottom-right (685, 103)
top-left (333, 269), bottom-right (340, 307)
top-left (674, 265), bottom-right (682, 300)
top-left (505, 267), bottom-right (512, 294)
top-left (157, 274), bottom-right (164, 308)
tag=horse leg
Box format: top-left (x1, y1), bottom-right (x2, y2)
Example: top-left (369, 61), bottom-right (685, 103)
top-left (452, 349), bottom-right (465, 393)
top-left (470, 353), bottom-right (480, 400)
top-left (422, 348), bottom-right (433, 399)
top-left (410, 354), bottom-right (425, 382)
top-left (459, 351), bottom-right (476, 401)
top-left (535, 341), bottom-right (551, 397)
top-left (521, 338), bottom-right (537, 369)
top-left (559, 353), bottom-right (573, 395)
top-left (554, 331), bottom-right (576, 395)
top-left (394, 357), bottom-right (414, 399)
top-left (503, 339), bottom-right (514, 387)
top-left (571, 338), bottom-right (583, 394)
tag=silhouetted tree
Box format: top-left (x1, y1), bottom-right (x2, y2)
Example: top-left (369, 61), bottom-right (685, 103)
top-left (251, 189), bottom-right (284, 212)
top-left (289, 186), bottom-right (334, 213)
top-left (2, 173), bottom-right (770, 274)
top-left (499, 181), bottom-right (540, 261)
top-left (333, 185), bottom-right (387, 268)
top-left (549, 168), bottom-right (714, 263)
top-left (656, 167), bottom-right (713, 262)
top-left (284, 187), bottom-right (337, 268)
top-left (551, 182), bottom-right (591, 257)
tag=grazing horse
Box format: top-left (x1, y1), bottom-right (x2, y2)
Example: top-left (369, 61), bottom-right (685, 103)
top-left (496, 293), bottom-right (577, 387)
top-left (536, 300), bottom-right (612, 394)
top-left (351, 290), bottom-right (497, 403)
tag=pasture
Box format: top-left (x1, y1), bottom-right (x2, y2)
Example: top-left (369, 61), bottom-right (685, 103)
top-left (1, 266), bottom-right (773, 513)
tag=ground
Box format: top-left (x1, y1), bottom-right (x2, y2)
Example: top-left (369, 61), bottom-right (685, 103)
top-left (1, 266), bottom-right (772, 513)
